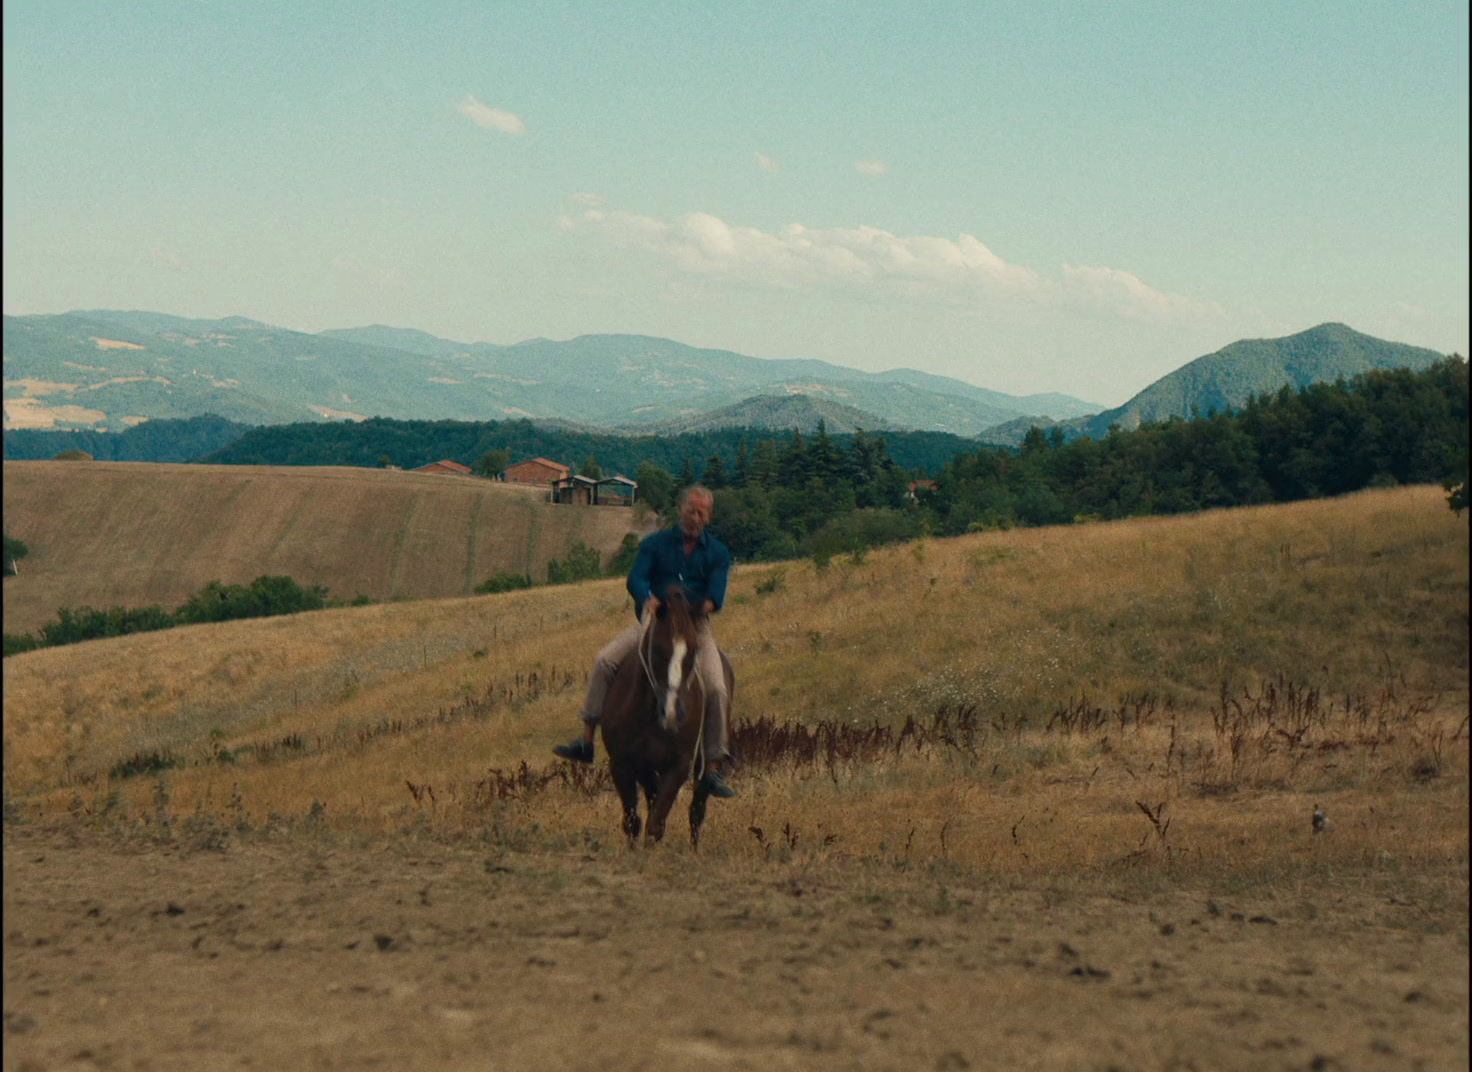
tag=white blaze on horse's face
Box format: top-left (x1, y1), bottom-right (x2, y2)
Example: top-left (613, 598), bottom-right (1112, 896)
top-left (663, 637), bottom-right (687, 730)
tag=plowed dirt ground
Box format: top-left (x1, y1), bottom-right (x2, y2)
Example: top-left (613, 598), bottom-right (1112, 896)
top-left (4, 822), bottom-right (1466, 1072)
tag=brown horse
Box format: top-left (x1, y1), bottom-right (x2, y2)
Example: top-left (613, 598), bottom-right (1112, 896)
top-left (598, 589), bottom-right (735, 847)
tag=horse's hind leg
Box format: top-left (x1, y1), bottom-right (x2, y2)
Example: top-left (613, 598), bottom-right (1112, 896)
top-left (646, 774), bottom-right (684, 844)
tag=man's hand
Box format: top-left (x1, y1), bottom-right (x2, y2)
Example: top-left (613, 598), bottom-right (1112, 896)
top-left (702, 599), bottom-right (717, 615)
top-left (644, 595), bottom-right (662, 620)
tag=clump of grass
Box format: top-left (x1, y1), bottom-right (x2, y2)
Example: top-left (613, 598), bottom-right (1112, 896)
top-left (755, 568), bottom-right (786, 595)
top-left (109, 749), bottom-right (183, 781)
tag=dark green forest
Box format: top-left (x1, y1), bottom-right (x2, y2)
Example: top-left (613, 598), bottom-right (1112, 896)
top-left (192, 417), bottom-right (976, 480)
top-left (704, 358), bottom-right (1467, 561)
top-left (2, 414), bottom-right (250, 462)
top-left (919, 358), bottom-right (1467, 532)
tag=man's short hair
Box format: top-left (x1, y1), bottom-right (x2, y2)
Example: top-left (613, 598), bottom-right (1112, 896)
top-left (680, 484), bottom-right (714, 508)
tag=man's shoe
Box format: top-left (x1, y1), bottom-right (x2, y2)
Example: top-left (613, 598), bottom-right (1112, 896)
top-left (552, 737), bottom-right (594, 764)
top-left (699, 769), bottom-right (737, 798)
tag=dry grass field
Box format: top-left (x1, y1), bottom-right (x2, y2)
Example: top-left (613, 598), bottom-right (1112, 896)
top-left (1, 460), bottom-right (655, 635)
top-left (3, 483), bottom-right (1468, 1071)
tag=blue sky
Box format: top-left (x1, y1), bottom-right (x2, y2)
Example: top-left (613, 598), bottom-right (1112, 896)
top-left (3, 2), bottom-right (1467, 406)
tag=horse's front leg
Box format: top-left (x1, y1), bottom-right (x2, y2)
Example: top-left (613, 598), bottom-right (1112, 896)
top-left (623, 803), bottom-right (642, 844)
top-left (689, 784), bottom-right (711, 849)
top-left (609, 761), bottom-right (642, 845)
top-left (645, 769), bottom-right (686, 843)
top-left (639, 772), bottom-right (659, 812)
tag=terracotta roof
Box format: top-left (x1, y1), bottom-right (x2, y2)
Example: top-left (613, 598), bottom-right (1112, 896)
top-left (413, 459), bottom-right (474, 474)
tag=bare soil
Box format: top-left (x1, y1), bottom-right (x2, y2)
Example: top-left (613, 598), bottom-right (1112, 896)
top-left (4, 822), bottom-right (1466, 1072)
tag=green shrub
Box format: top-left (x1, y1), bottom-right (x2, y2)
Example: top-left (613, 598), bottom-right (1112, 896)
top-left (605, 533), bottom-right (642, 576)
top-left (7, 574), bottom-right (332, 656)
top-left (475, 571), bottom-right (535, 594)
top-left (175, 575), bottom-right (328, 624)
top-left (545, 541), bottom-right (603, 585)
top-left (109, 749), bottom-right (184, 780)
top-left (3, 633), bottom-right (41, 658)
top-left (39, 604), bottom-right (175, 647)
top-left (805, 507), bottom-right (922, 560)
top-left (3, 532), bottom-right (29, 563)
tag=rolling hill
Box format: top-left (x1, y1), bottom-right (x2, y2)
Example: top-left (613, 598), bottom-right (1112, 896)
top-left (1075, 323), bottom-right (1449, 438)
top-left (974, 323), bottom-right (1455, 446)
top-left (3, 311), bottom-right (1099, 436)
top-left (0, 461), bottom-right (655, 635)
top-left (620, 393), bottom-right (897, 435)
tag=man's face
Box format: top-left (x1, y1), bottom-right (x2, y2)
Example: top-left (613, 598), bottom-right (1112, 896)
top-left (679, 493), bottom-right (713, 538)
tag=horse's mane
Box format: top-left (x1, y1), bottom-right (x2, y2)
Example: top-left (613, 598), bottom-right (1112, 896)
top-left (639, 588), bottom-right (698, 693)
top-left (659, 587), bottom-right (697, 634)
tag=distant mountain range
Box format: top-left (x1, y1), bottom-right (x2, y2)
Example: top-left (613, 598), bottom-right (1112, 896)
top-left (2, 311), bottom-right (1098, 437)
top-left (2, 311), bottom-right (1454, 445)
top-left (624, 393), bottom-right (897, 436)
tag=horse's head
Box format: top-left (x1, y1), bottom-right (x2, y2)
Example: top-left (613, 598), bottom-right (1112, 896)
top-left (651, 589), bottom-right (701, 733)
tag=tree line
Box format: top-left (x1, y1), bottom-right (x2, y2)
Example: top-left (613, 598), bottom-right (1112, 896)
top-left (3, 575), bottom-right (335, 657)
top-left (622, 359), bottom-right (1461, 561)
top-left (197, 415), bottom-right (976, 478)
top-left (918, 358), bottom-right (1467, 534)
top-left (2, 414), bottom-right (250, 462)
top-left (631, 426), bottom-right (924, 563)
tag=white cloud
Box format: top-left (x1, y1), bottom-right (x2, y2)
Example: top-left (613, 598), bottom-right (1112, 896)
top-left (755, 151), bottom-right (780, 172)
top-left (854, 159), bottom-right (888, 176)
top-left (571, 192), bottom-right (604, 206)
top-left (455, 94), bottom-right (527, 135)
top-left (566, 208), bottom-right (1042, 299)
top-left (1061, 265), bottom-right (1226, 323)
top-left (1394, 300), bottom-right (1427, 317)
top-left (566, 206), bottom-right (1226, 325)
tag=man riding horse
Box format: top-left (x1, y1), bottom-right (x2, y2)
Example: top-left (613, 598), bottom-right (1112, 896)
top-left (552, 484), bottom-right (738, 798)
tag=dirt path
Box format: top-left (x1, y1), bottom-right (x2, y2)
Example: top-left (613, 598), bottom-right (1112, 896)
top-left (4, 823), bottom-right (1466, 1072)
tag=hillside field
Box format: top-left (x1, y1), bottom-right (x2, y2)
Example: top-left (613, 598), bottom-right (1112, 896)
top-left (2, 485), bottom-right (1467, 1070)
top-left (1, 460), bottom-right (655, 635)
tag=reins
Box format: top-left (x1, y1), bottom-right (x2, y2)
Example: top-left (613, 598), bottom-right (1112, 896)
top-left (689, 691), bottom-right (708, 786)
top-left (636, 607), bottom-right (659, 692)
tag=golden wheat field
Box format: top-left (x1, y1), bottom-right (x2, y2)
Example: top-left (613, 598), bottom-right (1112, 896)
top-left (3, 483), bottom-right (1468, 1071)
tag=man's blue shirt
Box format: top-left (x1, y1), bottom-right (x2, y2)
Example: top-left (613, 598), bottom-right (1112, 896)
top-left (627, 526), bottom-right (732, 620)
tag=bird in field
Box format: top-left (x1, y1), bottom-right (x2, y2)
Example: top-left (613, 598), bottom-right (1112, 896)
top-left (1312, 804), bottom-right (1330, 834)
